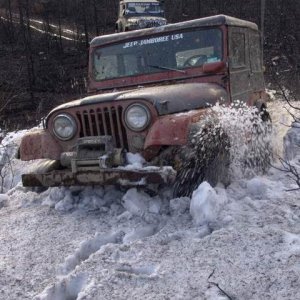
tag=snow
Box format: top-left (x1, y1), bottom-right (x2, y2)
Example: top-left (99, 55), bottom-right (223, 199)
top-left (190, 181), bottom-right (227, 226)
top-left (59, 231), bottom-right (125, 275)
top-left (246, 177), bottom-right (267, 199)
top-left (122, 188), bottom-right (162, 217)
top-left (0, 99), bottom-right (300, 299)
top-left (126, 152), bottom-right (146, 168)
top-left (0, 193), bottom-right (9, 208)
top-left (266, 89), bottom-right (277, 101)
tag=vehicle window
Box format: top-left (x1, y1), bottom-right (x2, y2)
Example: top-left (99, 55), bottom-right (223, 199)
top-left (250, 33), bottom-right (262, 72)
top-left (123, 54), bottom-right (140, 76)
top-left (230, 32), bottom-right (246, 68)
top-left (176, 46), bottom-right (220, 68)
top-left (93, 28), bottom-right (223, 81)
top-left (125, 2), bottom-right (163, 15)
top-left (94, 54), bottom-right (118, 80)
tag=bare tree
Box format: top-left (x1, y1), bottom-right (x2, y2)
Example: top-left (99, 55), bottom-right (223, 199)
top-left (0, 143), bottom-right (15, 193)
top-left (272, 79), bottom-right (300, 190)
top-left (17, 0), bottom-right (35, 99)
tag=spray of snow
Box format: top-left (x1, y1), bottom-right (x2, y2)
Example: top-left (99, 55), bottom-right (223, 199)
top-left (194, 101), bottom-right (273, 180)
top-left (283, 123), bottom-right (300, 160)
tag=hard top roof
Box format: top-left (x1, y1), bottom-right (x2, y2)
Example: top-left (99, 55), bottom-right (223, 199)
top-left (121, 0), bottom-right (161, 3)
top-left (91, 14), bottom-right (259, 47)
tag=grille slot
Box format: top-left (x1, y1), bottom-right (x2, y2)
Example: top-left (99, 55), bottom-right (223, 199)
top-left (76, 105), bottom-right (128, 150)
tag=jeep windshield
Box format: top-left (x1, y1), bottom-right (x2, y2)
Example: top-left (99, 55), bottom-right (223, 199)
top-left (125, 2), bottom-right (164, 16)
top-left (93, 28), bottom-right (222, 81)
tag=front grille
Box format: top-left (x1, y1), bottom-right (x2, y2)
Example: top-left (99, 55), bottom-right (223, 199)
top-left (76, 105), bottom-right (128, 150)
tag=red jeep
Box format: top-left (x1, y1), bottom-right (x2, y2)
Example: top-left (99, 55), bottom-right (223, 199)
top-left (19, 15), bottom-right (269, 195)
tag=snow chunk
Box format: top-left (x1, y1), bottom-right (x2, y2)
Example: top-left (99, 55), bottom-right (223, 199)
top-left (122, 188), bottom-right (149, 216)
top-left (42, 187), bottom-right (66, 208)
top-left (125, 153), bottom-right (146, 169)
top-left (190, 182), bottom-right (226, 226)
top-left (55, 192), bottom-right (74, 212)
top-left (42, 186), bottom-right (124, 212)
top-left (122, 188), bottom-right (161, 217)
top-left (0, 194), bottom-right (9, 208)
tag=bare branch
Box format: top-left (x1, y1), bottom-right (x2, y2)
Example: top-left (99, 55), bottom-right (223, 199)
top-left (207, 269), bottom-right (234, 300)
top-left (272, 75), bottom-right (298, 110)
top-left (0, 143), bottom-right (16, 193)
top-left (272, 157), bottom-right (300, 190)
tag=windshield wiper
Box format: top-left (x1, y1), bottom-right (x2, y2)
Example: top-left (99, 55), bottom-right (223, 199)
top-left (148, 64), bottom-right (186, 74)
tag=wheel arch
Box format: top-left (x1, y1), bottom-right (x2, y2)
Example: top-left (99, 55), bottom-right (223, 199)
top-left (144, 108), bottom-right (209, 149)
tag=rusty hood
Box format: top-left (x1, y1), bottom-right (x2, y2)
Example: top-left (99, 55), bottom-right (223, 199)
top-left (47, 83), bottom-right (228, 118)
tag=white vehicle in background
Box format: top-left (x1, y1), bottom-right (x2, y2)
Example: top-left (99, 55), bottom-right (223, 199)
top-left (116, 0), bottom-right (167, 32)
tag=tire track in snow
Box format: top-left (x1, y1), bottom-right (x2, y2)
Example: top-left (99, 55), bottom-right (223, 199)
top-left (35, 231), bottom-right (124, 300)
top-left (34, 273), bottom-right (87, 300)
top-left (36, 225), bottom-right (163, 299)
top-left (59, 231), bottom-right (125, 276)
top-left (116, 264), bottom-right (160, 279)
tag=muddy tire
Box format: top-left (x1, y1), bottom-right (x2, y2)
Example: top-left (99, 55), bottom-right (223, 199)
top-left (173, 123), bottom-right (230, 197)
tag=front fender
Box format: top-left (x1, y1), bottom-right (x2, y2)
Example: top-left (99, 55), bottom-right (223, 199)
top-left (20, 129), bottom-right (62, 161)
top-left (144, 109), bottom-right (208, 149)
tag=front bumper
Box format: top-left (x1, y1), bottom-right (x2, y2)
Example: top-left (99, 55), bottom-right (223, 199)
top-left (22, 166), bottom-right (176, 187)
top-left (21, 136), bottom-right (176, 188)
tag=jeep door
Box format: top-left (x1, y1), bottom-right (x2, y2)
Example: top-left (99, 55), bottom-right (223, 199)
top-left (228, 27), bottom-right (252, 103)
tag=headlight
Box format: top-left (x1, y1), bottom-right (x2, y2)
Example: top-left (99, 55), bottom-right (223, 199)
top-left (125, 104), bottom-right (151, 131)
top-left (53, 114), bottom-right (77, 141)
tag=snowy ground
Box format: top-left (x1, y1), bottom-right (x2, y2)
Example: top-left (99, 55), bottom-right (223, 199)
top-left (0, 99), bottom-right (300, 300)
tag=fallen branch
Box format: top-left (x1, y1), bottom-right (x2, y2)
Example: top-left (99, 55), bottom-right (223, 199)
top-left (207, 269), bottom-right (234, 300)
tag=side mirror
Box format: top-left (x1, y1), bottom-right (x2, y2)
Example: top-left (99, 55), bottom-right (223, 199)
top-left (202, 61), bottom-right (226, 73)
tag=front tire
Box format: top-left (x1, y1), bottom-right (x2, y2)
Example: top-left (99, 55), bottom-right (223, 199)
top-left (173, 122), bottom-right (230, 197)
